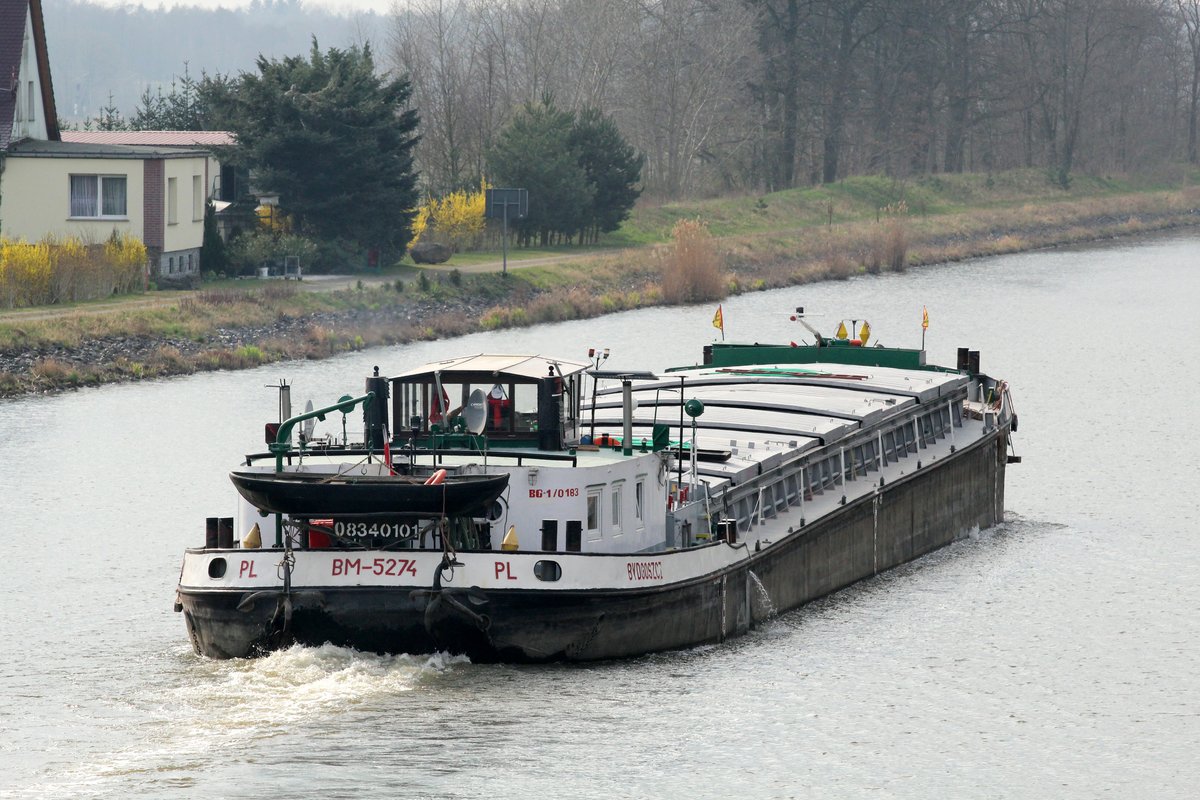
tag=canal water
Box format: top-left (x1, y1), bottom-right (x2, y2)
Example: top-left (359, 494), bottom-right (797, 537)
top-left (2, 234), bottom-right (1198, 798)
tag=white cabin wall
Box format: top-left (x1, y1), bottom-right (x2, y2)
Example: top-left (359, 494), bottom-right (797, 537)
top-left (485, 455), bottom-right (669, 554)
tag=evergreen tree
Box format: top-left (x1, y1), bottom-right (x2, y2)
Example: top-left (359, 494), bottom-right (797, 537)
top-left (226, 40), bottom-right (421, 259)
top-left (200, 200), bottom-right (228, 276)
top-left (130, 64), bottom-right (219, 131)
top-left (95, 93), bottom-right (127, 131)
top-left (486, 98), bottom-right (592, 246)
top-left (569, 108), bottom-right (642, 244)
top-left (130, 85), bottom-right (169, 130)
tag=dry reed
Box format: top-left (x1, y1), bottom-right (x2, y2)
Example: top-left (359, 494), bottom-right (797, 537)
top-left (661, 219), bottom-right (725, 304)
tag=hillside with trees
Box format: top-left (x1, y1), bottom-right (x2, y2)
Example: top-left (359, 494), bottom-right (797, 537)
top-left (40, 0), bottom-right (1200, 273)
top-left (390, 0), bottom-right (1200, 197)
top-left (51, 1), bottom-right (1200, 203)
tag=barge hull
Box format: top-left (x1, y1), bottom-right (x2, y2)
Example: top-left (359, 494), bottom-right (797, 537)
top-left (180, 429), bottom-right (1008, 662)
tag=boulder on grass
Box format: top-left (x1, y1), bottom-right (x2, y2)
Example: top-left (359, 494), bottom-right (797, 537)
top-left (409, 241), bottom-right (452, 264)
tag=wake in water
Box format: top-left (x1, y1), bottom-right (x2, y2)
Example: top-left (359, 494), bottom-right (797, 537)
top-left (16, 645), bottom-right (471, 800)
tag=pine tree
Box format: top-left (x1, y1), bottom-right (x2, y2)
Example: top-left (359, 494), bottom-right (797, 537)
top-left (569, 108), bottom-right (643, 244)
top-left (227, 40), bottom-right (421, 259)
top-left (487, 98), bottom-right (592, 246)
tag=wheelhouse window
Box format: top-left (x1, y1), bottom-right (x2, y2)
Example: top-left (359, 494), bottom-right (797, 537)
top-left (635, 478), bottom-right (645, 528)
top-left (70, 175), bottom-right (127, 218)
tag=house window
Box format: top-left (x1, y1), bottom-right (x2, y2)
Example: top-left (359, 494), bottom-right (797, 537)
top-left (188, 254), bottom-right (194, 271)
top-left (168, 257), bottom-right (174, 273)
top-left (192, 175), bottom-right (203, 221)
top-left (69, 175), bottom-right (127, 218)
top-left (168, 177), bottom-right (178, 224)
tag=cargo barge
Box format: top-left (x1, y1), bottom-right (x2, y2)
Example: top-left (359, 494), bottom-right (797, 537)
top-left (175, 311), bottom-right (1018, 661)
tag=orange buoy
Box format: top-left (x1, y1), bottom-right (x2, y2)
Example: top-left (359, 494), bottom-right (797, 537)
top-left (424, 468), bottom-right (447, 485)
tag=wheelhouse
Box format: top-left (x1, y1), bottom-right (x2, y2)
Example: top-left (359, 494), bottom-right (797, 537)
top-left (390, 354), bottom-right (589, 451)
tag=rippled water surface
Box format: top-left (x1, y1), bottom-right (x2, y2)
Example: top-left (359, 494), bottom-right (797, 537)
top-left (2, 234), bottom-right (1198, 798)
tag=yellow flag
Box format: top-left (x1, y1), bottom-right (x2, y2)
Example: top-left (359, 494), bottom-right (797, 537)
top-left (922, 306), bottom-right (929, 330)
top-left (859, 321), bottom-right (871, 345)
top-left (835, 321), bottom-right (848, 339)
top-left (712, 304), bottom-right (724, 331)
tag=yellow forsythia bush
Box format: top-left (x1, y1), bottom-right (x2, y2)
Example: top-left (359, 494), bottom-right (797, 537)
top-left (411, 180), bottom-right (489, 252)
top-left (0, 233), bottom-right (148, 308)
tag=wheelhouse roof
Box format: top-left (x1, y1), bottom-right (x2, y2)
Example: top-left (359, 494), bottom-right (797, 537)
top-left (391, 354), bottom-right (590, 384)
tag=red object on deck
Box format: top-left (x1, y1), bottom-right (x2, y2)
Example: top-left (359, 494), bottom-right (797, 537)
top-left (309, 519), bottom-right (333, 549)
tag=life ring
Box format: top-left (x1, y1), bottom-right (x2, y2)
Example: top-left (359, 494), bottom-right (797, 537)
top-left (424, 469), bottom-right (447, 486)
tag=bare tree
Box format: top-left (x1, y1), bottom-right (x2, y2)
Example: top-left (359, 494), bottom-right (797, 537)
top-left (1178, 0), bottom-right (1200, 161)
top-left (389, 0), bottom-right (488, 194)
top-left (619, 0), bottom-right (757, 198)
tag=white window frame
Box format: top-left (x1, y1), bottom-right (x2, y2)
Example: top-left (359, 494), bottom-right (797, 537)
top-left (635, 477), bottom-right (646, 530)
top-left (586, 487), bottom-right (603, 541)
top-left (69, 174), bottom-right (128, 219)
top-left (610, 481), bottom-right (623, 534)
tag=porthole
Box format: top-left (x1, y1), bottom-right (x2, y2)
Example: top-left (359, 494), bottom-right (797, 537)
top-left (208, 558), bottom-right (227, 579)
top-left (533, 560), bottom-right (562, 582)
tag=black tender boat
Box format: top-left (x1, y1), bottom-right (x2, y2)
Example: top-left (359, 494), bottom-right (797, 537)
top-left (228, 470), bottom-right (510, 517)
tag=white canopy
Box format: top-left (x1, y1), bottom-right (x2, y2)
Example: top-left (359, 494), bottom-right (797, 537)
top-left (391, 354), bottom-right (590, 383)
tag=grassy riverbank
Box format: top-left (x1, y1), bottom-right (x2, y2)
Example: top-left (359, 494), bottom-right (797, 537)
top-left (2, 167), bottom-right (1198, 397)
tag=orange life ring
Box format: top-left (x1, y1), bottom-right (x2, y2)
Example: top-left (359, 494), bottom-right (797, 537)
top-left (424, 469), bottom-right (447, 486)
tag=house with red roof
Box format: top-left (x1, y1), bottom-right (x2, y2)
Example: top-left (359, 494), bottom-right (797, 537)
top-left (0, 0), bottom-right (219, 282)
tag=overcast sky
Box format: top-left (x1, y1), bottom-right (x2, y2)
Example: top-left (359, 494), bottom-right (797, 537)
top-left (77, 0), bottom-right (394, 13)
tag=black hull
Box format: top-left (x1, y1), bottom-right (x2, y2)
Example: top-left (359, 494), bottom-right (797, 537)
top-left (178, 580), bottom-right (734, 663)
top-left (228, 471), bottom-right (509, 517)
top-left (181, 430), bottom-right (1009, 662)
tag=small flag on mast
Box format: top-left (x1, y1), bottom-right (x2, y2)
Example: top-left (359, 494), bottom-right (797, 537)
top-left (713, 304), bottom-right (724, 340)
top-left (382, 422), bottom-right (395, 475)
top-left (922, 306), bottom-right (929, 330)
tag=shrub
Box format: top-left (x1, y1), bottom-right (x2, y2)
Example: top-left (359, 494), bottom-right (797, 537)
top-left (0, 233), bottom-right (148, 308)
top-left (825, 250), bottom-right (855, 280)
top-left (228, 229), bottom-right (319, 276)
top-left (412, 180), bottom-right (490, 251)
top-left (661, 218), bottom-right (725, 304)
top-left (866, 202), bottom-right (909, 273)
